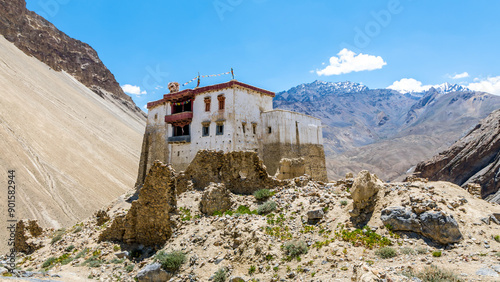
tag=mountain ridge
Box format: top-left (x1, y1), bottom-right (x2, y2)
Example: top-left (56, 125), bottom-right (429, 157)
top-left (274, 80), bottom-right (500, 181)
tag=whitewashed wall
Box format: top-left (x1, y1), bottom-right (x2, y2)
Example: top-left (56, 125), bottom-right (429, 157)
top-left (261, 109), bottom-right (323, 145)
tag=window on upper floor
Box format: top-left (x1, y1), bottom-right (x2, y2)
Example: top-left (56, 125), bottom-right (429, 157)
top-left (252, 123), bottom-right (257, 134)
top-left (204, 97), bottom-right (211, 112)
top-left (268, 126), bottom-right (272, 134)
top-left (242, 122), bottom-right (246, 134)
top-left (217, 94), bottom-right (225, 110)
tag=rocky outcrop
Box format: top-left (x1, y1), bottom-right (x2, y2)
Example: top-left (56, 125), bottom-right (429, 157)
top-left (177, 150), bottom-right (280, 194)
top-left (14, 220), bottom-right (43, 254)
top-left (136, 262), bottom-right (173, 282)
top-left (0, 0), bottom-right (144, 117)
top-left (412, 109), bottom-right (500, 201)
top-left (349, 170), bottom-right (383, 225)
top-left (99, 161), bottom-right (176, 247)
top-left (381, 207), bottom-right (462, 244)
top-left (199, 183), bottom-right (232, 215)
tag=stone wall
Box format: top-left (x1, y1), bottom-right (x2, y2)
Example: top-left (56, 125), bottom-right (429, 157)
top-left (262, 143), bottom-right (327, 182)
top-left (275, 158), bottom-right (305, 180)
top-left (101, 161), bottom-right (175, 247)
top-left (176, 150), bottom-right (280, 194)
top-left (135, 125), bottom-right (169, 187)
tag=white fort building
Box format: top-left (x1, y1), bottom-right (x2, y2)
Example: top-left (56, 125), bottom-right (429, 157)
top-left (136, 80), bottom-right (327, 186)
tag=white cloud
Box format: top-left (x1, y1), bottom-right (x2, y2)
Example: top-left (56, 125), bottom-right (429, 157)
top-left (468, 76), bottom-right (500, 95)
top-left (449, 72), bottom-right (469, 79)
top-left (387, 78), bottom-right (432, 93)
top-left (316, 48), bottom-right (387, 76)
top-left (121, 84), bottom-right (147, 96)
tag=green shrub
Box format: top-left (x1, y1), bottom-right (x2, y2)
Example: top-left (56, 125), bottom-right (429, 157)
top-left (494, 235), bottom-right (500, 243)
top-left (283, 240), bottom-right (308, 257)
top-left (257, 200), bottom-right (277, 215)
top-left (109, 258), bottom-right (124, 264)
top-left (125, 264), bottom-right (134, 272)
top-left (335, 225), bottom-right (392, 249)
top-left (155, 250), bottom-right (186, 272)
top-left (73, 226), bottom-right (82, 233)
top-left (236, 205), bottom-right (257, 215)
top-left (416, 247), bottom-right (428, 254)
top-left (74, 248), bottom-right (88, 260)
top-left (406, 265), bottom-right (462, 282)
top-left (179, 207), bottom-right (192, 221)
top-left (375, 247), bottom-right (397, 259)
top-left (254, 189), bottom-right (274, 201)
top-left (65, 245), bottom-right (75, 252)
top-left (432, 250), bottom-right (442, 257)
top-left (248, 265), bottom-right (256, 275)
top-left (213, 267), bottom-right (228, 282)
top-left (400, 247), bottom-right (415, 255)
top-left (84, 256), bottom-right (103, 268)
top-left (42, 257), bottom-right (56, 268)
top-left (113, 245), bottom-right (121, 251)
top-left (340, 200), bottom-right (348, 206)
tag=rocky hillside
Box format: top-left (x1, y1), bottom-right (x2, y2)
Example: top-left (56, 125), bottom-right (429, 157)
top-left (0, 0), bottom-right (145, 118)
top-left (5, 151), bottom-right (500, 281)
top-left (0, 35), bottom-right (145, 253)
top-left (413, 108), bottom-right (500, 203)
top-left (274, 81), bottom-right (500, 181)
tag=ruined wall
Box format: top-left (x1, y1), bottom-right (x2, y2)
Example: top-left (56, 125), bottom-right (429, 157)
top-left (101, 161), bottom-right (176, 247)
top-left (262, 143), bottom-right (327, 182)
top-left (176, 150), bottom-right (280, 194)
top-left (275, 158), bottom-right (306, 180)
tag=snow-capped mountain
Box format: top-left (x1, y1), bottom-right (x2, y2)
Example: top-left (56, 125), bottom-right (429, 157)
top-left (274, 80), bottom-right (500, 182)
top-left (393, 82), bottom-right (472, 96)
top-left (274, 80), bottom-right (369, 102)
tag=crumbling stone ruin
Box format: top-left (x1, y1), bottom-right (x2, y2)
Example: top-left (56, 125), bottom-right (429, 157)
top-left (99, 161), bottom-right (176, 247)
top-left (176, 150), bottom-right (280, 195)
top-left (274, 157), bottom-right (306, 180)
top-left (14, 220), bottom-right (43, 254)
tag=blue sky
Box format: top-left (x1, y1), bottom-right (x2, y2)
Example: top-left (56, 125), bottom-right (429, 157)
top-left (26, 0), bottom-right (500, 110)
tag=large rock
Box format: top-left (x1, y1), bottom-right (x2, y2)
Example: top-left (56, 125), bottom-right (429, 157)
top-left (413, 108), bottom-right (500, 201)
top-left (177, 150), bottom-right (280, 195)
top-left (381, 207), bottom-right (462, 244)
top-left (136, 262), bottom-right (173, 282)
top-left (99, 161), bottom-right (176, 247)
top-left (199, 183), bottom-right (233, 215)
top-left (349, 170), bottom-right (384, 224)
top-left (419, 211), bottom-right (462, 244)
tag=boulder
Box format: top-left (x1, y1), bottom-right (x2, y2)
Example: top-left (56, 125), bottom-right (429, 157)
top-left (380, 207), bottom-right (420, 231)
top-left (136, 262), bottom-right (173, 282)
top-left (199, 183), bottom-right (232, 215)
top-left (349, 170), bottom-right (384, 224)
top-left (307, 209), bottom-right (324, 221)
top-left (381, 207), bottom-right (462, 244)
top-left (419, 211), bottom-right (462, 244)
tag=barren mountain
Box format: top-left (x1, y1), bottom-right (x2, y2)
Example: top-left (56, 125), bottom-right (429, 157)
top-left (274, 81), bottom-right (500, 181)
top-left (0, 0), bottom-right (145, 119)
top-left (0, 35), bottom-right (145, 253)
top-left (413, 108), bottom-right (500, 202)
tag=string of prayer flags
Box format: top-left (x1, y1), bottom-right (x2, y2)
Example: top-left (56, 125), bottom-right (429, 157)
top-left (181, 69), bottom-right (234, 87)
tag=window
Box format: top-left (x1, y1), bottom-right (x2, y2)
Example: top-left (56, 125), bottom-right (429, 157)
top-left (204, 97), bottom-right (211, 112)
top-left (216, 124), bottom-right (224, 135)
top-left (217, 94), bottom-right (225, 110)
top-left (268, 126), bottom-right (272, 134)
top-left (252, 123), bottom-right (257, 134)
top-left (242, 122), bottom-right (247, 134)
top-left (202, 125), bottom-right (209, 136)
top-left (172, 99), bottom-right (192, 114)
top-left (173, 124), bottom-right (190, 136)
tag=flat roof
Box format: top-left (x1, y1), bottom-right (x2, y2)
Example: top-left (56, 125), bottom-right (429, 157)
top-left (147, 80), bottom-right (275, 109)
